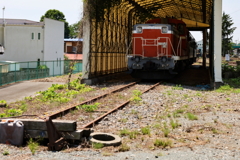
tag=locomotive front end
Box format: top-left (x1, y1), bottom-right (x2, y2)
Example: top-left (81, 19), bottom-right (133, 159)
top-left (127, 23), bottom-right (176, 79)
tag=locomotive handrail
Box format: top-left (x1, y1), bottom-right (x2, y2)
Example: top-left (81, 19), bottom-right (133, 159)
top-left (132, 37), bottom-right (177, 58)
top-left (177, 37), bottom-right (182, 56)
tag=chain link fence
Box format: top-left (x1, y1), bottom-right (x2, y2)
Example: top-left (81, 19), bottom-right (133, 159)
top-left (0, 60), bottom-right (82, 86)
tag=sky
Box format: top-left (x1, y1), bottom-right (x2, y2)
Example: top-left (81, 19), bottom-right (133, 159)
top-left (1, 0), bottom-right (240, 42)
top-left (1, 0), bottom-right (83, 25)
top-left (190, 0), bottom-right (240, 42)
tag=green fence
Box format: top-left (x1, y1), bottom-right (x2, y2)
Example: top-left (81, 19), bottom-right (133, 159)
top-left (0, 60), bottom-right (82, 86)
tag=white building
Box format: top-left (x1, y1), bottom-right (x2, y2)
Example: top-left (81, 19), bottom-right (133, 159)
top-left (196, 40), bottom-right (209, 56)
top-left (0, 18), bottom-right (64, 75)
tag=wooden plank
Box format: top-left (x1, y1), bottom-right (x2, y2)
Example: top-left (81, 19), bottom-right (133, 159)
top-left (25, 130), bottom-right (83, 140)
top-left (13, 119), bottom-right (76, 132)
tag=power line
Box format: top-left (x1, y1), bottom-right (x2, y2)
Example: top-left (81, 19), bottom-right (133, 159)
top-left (230, 9), bottom-right (240, 15)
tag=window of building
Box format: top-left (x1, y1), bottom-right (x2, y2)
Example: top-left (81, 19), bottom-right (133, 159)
top-left (31, 33), bottom-right (34, 39)
top-left (38, 33), bottom-right (41, 40)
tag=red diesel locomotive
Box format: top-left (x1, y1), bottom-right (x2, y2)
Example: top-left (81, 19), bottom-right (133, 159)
top-left (127, 18), bottom-right (197, 79)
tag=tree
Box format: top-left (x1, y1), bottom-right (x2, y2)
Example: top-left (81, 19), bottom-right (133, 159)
top-left (40, 9), bottom-right (70, 38)
top-left (222, 12), bottom-right (236, 56)
top-left (69, 21), bottom-right (81, 38)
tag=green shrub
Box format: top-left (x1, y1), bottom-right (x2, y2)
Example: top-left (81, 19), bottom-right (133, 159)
top-left (37, 65), bottom-right (48, 69)
top-left (0, 113), bottom-right (6, 118)
top-left (51, 84), bottom-right (66, 90)
top-left (222, 77), bottom-right (240, 88)
top-left (0, 100), bottom-right (7, 104)
top-left (69, 79), bottom-right (93, 92)
top-left (216, 85), bottom-right (232, 93)
top-left (222, 62), bottom-right (235, 73)
top-left (18, 102), bottom-right (28, 112)
top-left (5, 109), bottom-right (23, 117)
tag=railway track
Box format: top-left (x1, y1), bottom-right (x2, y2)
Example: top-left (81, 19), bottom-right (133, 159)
top-left (82, 82), bottom-right (160, 128)
top-left (43, 81), bottom-right (137, 119)
top-left (52, 82), bottom-right (161, 129)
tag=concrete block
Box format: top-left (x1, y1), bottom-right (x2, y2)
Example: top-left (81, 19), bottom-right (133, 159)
top-left (13, 119), bottom-right (76, 132)
top-left (25, 130), bottom-right (83, 140)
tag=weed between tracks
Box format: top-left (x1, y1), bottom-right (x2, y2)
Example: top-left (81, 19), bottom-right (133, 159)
top-left (27, 138), bottom-right (39, 155)
top-left (0, 77), bottom-right (98, 118)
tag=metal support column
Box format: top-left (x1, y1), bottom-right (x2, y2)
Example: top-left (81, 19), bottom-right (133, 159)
top-left (82, 1), bottom-right (91, 80)
top-left (213, 0), bottom-right (223, 87)
top-left (202, 29), bottom-right (207, 68)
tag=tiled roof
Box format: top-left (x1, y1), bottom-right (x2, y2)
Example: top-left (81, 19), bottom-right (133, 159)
top-left (65, 53), bottom-right (83, 60)
top-left (0, 19), bottom-right (43, 26)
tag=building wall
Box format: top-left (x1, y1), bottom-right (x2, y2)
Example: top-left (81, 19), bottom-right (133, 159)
top-left (0, 25), bottom-right (44, 62)
top-left (44, 18), bottom-right (64, 61)
top-left (64, 41), bottom-right (82, 53)
top-left (0, 27), bottom-right (3, 45)
top-left (43, 18), bottom-right (64, 75)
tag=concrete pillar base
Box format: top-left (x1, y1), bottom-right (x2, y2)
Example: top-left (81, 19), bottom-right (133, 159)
top-left (81, 72), bottom-right (130, 85)
top-left (214, 82), bottom-right (224, 89)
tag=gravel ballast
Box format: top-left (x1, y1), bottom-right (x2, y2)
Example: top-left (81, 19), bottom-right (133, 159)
top-left (1, 81), bottom-right (240, 160)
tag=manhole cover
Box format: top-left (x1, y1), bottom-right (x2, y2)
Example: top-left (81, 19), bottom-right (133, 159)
top-left (90, 132), bottom-right (121, 146)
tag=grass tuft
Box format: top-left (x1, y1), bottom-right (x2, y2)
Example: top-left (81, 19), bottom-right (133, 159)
top-left (92, 142), bottom-right (104, 149)
top-left (118, 143), bottom-right (130, 152)
top-left (154, 139), bottom-right (172, 148)
top-left (141, 126), bottom-right (151, 135)
top-left (185, 113), bottom-right (198, 120)
top-left (162, 122), bottom-right (170, 137)
top-left (2, 150), bottom-right (9, 156)
top-left (28, 138), bottom-right (39, 155)
top-left (170, 119), bottom-right (180, 129)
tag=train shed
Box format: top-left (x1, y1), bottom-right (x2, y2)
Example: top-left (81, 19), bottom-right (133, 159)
top-left (82, 0), bottom-right (222, 88)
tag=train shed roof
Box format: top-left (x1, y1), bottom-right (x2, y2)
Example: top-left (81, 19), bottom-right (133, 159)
top-left (125, 0), bottom-right (212, 30)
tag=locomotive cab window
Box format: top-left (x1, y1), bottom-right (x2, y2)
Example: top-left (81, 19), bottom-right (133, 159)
top-left (137, 27), bottom-right (142, 33)
top-left (162, 26), bottom-right (168, 33)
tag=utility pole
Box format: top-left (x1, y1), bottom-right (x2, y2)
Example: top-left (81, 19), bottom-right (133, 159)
top-left (2, 6), bottom-right (5, 26)
top-left (1, 6), bottom-right (5, 54)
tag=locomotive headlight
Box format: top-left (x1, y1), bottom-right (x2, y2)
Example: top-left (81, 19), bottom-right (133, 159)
top-left (135, 57), bottom-right (140, 63)
top-left (162, 27), bottom-right (168, 33)
top-left (161, 56), bottom-right (167, 63)
top-left (137, 27), bottom-right (142, 33)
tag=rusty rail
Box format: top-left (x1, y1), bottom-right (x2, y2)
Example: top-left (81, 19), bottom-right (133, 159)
top-left (82, 82), bottom-right (161, 128)
top-left (47, 81), bottom-right (138, 119)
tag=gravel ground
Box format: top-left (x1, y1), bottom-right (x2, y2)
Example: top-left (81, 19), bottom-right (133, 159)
top-left (1, 74), bottom-right (240, 159)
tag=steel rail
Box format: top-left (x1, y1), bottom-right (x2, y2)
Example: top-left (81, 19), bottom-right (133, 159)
top-left (47, 81), bottom-right (138, 119)
top-left (82, 82), bottom-right (161, 129)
